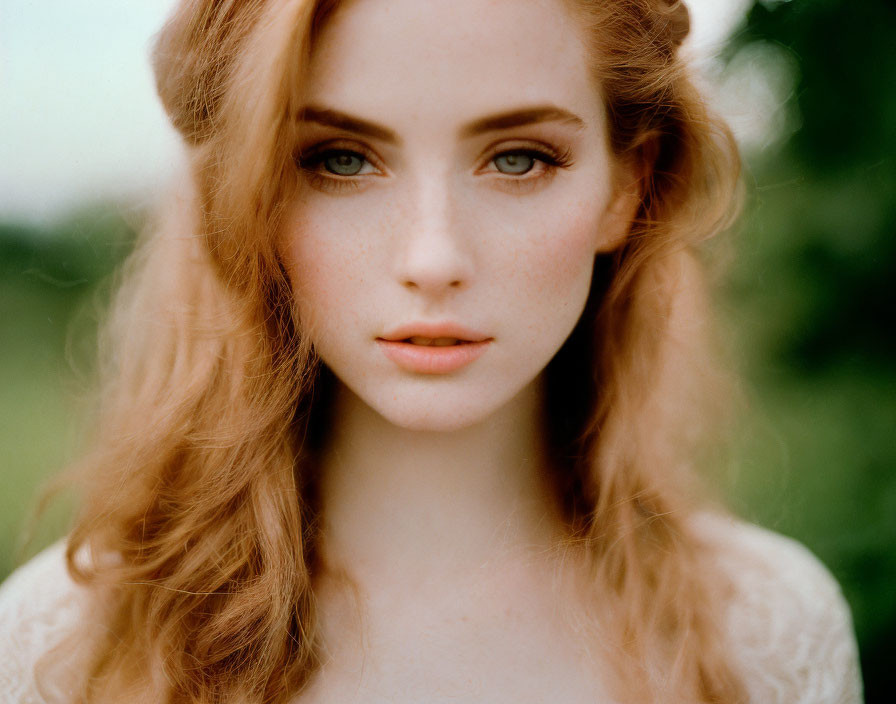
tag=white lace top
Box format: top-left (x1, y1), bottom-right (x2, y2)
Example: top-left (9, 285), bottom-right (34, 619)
top-left (0, 515), bottom-right (864, 703)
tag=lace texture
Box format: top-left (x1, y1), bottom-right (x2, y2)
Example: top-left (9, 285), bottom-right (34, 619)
top-left (693, 514), bottom-right (864, 704)
top-left (0, 542), bottom-right (89, 704)
top-left (0, 517), bottom-right (864, 703)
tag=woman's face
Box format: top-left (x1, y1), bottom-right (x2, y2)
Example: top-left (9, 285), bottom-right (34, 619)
top-left (281, 0), bottom-right (633, 432)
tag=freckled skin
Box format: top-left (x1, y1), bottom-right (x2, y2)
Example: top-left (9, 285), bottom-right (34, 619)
top-left (278, 1), bottom-right (640, 699)
top-left (280, 0), bottom-right (634, 434)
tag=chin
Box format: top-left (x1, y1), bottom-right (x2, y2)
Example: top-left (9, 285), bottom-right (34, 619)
top-left (369, 395), bottom-right (501, 433)
top-left (343, 375), bottom-right (523, 433)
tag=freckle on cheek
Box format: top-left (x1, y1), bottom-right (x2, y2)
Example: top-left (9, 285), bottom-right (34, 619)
top-left (544, 222), bottom-right (595, 277)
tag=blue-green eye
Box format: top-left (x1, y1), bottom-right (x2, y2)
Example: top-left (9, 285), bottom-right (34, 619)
top-left (494, 152), bottom-right (536, 175)
top-left (322, 152), bottom-right (366, 176)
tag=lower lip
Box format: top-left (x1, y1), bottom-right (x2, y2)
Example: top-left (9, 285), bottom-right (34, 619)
top-left (375, 339), bottom-right (491, 374)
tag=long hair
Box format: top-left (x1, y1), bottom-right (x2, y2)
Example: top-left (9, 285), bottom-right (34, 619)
top-left (47, 0), bottom-right (744, 701)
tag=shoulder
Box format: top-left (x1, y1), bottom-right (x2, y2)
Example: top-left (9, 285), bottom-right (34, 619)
top-left (0, 539), bottom-right (91, 703)
top-left (689, 512), bottom-right (864, 704)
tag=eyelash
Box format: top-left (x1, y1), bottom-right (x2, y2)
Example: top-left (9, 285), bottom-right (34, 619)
top-left (295, 143), bottom-right (574, 194)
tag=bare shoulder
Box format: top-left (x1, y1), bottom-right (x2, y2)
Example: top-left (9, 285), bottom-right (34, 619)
top-left (0, 540), bottom-right (90, 703)
top-left (689, 511), bottom-right (864, 704)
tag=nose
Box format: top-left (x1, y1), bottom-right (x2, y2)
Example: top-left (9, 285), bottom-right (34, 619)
top-left (394, 174), bottom-right (473, 296)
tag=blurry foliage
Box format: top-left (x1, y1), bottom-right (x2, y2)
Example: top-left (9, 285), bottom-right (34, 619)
top-left (722, 0), bottom-right (896, 700)
top-left (0, 206), bottom-right (136, 575)
top-left (0, 0), bottom-right (893, 699)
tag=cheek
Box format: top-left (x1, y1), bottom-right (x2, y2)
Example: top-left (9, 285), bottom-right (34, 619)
top-left (278, 205), bottom-right (369, 335)
top-left (507, 195), bottom-right (604, 309)
top-left (501, 193), bottom-right (605, 358)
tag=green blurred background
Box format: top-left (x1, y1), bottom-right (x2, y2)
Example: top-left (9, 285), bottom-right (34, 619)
top-left (1, 0), bottom-right (893, 699)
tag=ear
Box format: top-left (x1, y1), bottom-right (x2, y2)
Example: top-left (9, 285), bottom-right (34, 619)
top-left (594, 155), bottom-right (643, 254)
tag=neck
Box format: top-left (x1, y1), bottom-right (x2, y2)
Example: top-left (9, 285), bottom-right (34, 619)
top-left (314, 375), bottom-right (567, 587)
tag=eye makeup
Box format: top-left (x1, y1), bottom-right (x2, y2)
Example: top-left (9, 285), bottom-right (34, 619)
top-left (478, 141), bottom-right (574, 194)
top-left (295, 140), bottom-right (381, 193)
top-left (295, 140), bottom-right (575, 195)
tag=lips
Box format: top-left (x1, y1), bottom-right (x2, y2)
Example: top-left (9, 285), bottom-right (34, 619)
top-left (404, 336), bottom-right (471, 346)
top-left (376, 339), bottom-right (491, 373)
top-left (377, 322), bottom-right (491, 345)
top-left (376, 321), bottom-right (493, 373)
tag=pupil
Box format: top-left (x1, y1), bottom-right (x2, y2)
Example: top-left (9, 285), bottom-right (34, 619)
top-left (496, 153), bottom-right (534, 175)
top-left (326, 153), bottom-right (363, 176)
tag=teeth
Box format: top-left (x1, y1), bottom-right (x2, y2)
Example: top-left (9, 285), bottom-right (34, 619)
top-left (407, 336), bottom-right (463, 346)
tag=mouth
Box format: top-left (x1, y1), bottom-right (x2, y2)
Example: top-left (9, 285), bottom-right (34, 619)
top-left (375, 327), bottom-right (492, 374)
top-left (377, 321), bottom-right (491, 346)
top-left (395, 336), bottom-right (476, 346)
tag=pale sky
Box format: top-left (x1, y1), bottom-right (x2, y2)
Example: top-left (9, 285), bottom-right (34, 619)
top-left (0, 0), bottom-right (752, 224)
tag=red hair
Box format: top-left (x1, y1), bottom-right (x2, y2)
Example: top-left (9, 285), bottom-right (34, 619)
top-left (43, 1), bottom-right (744, 701)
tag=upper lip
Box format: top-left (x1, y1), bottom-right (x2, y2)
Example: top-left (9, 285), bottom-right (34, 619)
top-left (377, 321), bottom-right (492, 342)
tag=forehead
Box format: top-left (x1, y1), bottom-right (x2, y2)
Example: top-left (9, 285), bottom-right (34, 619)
top-left (305, 0), bottom-right (601, 129)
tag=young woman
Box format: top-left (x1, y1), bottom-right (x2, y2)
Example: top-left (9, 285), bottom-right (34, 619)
top-left (0, 0), bottom-right (863, 702)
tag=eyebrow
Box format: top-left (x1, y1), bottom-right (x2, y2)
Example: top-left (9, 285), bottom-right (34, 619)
top-left (298, 104), bottom-right (586, 145)
top-left (299, 106), bottom-right (400, 144)
top-left (459, 106), bottom-right (586, 138)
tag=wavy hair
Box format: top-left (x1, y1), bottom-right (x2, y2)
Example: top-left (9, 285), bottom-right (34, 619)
top-left (44, 0), bottom-right (744, 701)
